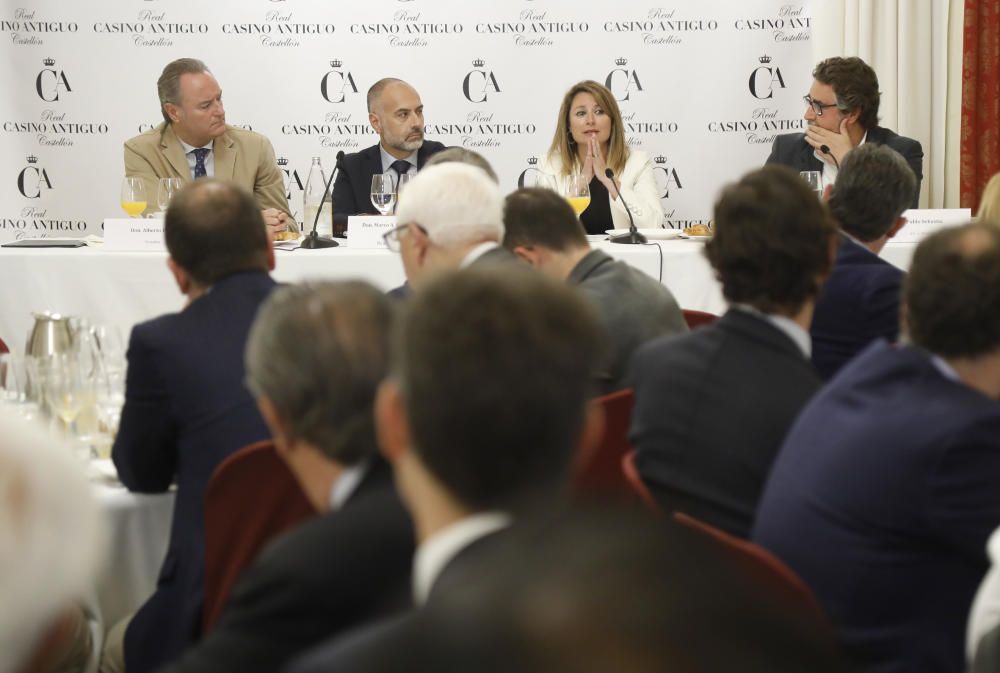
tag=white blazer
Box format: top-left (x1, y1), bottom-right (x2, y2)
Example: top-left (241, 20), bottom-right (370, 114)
top-left (537, 148), bottom-right (665, 230)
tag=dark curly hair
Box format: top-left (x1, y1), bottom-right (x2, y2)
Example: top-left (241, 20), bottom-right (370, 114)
top-left (905, 222), bottom-right (1000, 358)
top-left (828, 144), bottom-right (916, 242)
top-left (813, 57), bottom-right (881, 130)
top-left (706, 165), bottom-right (837, 315)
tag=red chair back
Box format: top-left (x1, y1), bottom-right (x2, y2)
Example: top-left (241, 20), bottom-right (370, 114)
top-left (621, 450), bottom-right (660, 512)
top-left (682, 309), bottom-right (719, 330)
top-left (0, 336), bottom-right (8, 354)
top-left (672, 512), bottom-right (831, 630)
top-left (202, 440), bottom-right (316, 633)
top-left (573, 388), bottom-right (635, 500)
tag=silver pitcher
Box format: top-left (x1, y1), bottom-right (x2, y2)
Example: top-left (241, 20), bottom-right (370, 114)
top-left (25, 312), bottom-right (77, 358)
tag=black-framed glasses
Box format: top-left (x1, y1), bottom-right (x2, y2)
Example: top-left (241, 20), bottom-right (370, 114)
top-left (803, 95), bottom-right (844, 117)
top-left (382, 222), bottom-right (427, 252)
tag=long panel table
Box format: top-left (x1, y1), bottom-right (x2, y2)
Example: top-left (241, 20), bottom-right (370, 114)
top-left (0, 239), bottom-right (916, 348)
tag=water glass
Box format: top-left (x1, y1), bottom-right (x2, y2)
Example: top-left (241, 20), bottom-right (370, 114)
top-left (799, 171), bottom-right (822, 197)
top-left (370, 173), bottom-right (396, 216)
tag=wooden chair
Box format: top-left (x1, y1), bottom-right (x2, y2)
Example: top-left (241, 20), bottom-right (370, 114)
top-left (202, 440), bottom-right (316, 633)
top-left (572, 388), bottom-right (636, 501)
top-left (621, 450), bottom-right (660, 512)
top-left (682, 309), bottom-right (719, 330)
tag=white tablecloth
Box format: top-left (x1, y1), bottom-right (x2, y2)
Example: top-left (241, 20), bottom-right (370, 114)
top-left (0, 240), bottom-right (916, 348)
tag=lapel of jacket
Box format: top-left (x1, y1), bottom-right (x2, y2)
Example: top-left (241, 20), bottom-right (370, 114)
top-left (213, 128), bottom-right (237, 182)
top-left (797, 136), bottom-right (823, 172)
top-left (160, 123), bottom-right (194, 181)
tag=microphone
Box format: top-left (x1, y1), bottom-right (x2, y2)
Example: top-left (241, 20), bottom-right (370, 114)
top-left (300, 150), bottom-right (344, 249)
top-left (605, 168), bottom-right (647, 245)
top-left (819, 144), bottom-right (840, 170)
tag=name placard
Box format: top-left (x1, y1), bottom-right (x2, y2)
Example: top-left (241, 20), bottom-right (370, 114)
top-left (103, 218), bottom-right (166, 252)
top-left (894, 209), bottom-right (973, 244)
top-left (346, 215), bottom-right (397, 249)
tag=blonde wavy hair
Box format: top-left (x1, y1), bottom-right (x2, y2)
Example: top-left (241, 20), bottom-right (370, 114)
top-left (547, 80), bottom-right (629, 177)
top-left (978, 172), bottom-right (1000, 225)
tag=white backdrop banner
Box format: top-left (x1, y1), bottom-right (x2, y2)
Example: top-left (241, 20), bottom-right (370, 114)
top-left (0, 0), bottom-right (815, 241)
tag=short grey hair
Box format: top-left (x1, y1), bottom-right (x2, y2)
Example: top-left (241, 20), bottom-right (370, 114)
top-left (157, 57), bottom-right (210, 124)
top-left (828, 144), bottom-right (916, 242)
top-left (395, 163), bottom-right (505, 247)
top-left (244, 281), bottom-right (394, 465)
top-left (366, 77), bottom-right (405, 113)
top-left (424, 148), bottom-right (499, 184)
top-left (0, 407), bottom-right (104, 673)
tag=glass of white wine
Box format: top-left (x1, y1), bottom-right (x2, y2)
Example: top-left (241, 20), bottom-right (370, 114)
top-left (121, 176), bottom-right (147, 218)
top-left (45, 354), bottom-right (84, 436)
top-left (370, 173), bottom-right (396, 216)
top-left (157, 177), bottom-right (184, 214)
top-left (563, 174), bottom-right (591, 218)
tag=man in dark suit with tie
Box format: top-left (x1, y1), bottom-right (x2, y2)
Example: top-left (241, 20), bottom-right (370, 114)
top-left (629, 165), bottom-right (838, 538)
top-left (285, 266), bottom-right (607, 673)
top-left (163, 281), bottom-right (414, 673)
top-left (811, 143), bottom-right (916, 379)
top-left (331, 78), bottom-right (446, 235)
top-left (105, 180), bottom-right (277, 673)
top-left (766, 56), bottom-right (923, 208)
top-left (753, 222), bottom-right (1000, 673)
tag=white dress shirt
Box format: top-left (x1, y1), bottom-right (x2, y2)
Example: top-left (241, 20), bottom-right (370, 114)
top-left (460, 241), bottom-right (500, 267)
top-left (732, 304), bottom-right (811, 358)
top-left (178, 137), bottom-right (215, 178)
top-left (815, 130), bottom-right (867, 192)
top-left (327, 461), bottom-right (369, 511)
top-left (412, 511), bottom-right (510, 605)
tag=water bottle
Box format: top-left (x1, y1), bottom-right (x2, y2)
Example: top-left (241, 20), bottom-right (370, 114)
top-left (303, 157), bottom-right (333, 238)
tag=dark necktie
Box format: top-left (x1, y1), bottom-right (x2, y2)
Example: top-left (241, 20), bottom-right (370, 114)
top-left (389, 159), bottom-right (411, 190)
top-left (191, 148), bottom-right (210, 179)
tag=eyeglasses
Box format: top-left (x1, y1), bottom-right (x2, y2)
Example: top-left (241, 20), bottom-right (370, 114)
top-left (803, 95), bottom-right (845, 117)
top-left (382, 222), bottom-right (427, 252)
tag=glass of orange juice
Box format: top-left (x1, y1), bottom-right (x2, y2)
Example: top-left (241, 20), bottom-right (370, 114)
top-left (563, 174), bottom-right (591, 217)
top-left (121, 177), bottom-right (147, 218)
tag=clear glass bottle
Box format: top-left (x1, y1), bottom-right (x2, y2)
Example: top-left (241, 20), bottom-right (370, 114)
top-left (303, 157), bottom-right (333, 238)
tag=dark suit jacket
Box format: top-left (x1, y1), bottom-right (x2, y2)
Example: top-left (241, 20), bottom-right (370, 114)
top-left (568, 249), bottom-right (687, 393)
top-left (162, 458), bottom-right (415, 673)
top-left (810, 235), bottom-right (904, 380)
top-left (766, 126), bottom-right (924, 207)
top-left (629, 309), bottom-right (821, 538)
top-left (332, 141), bottom-right (447, 232)
top-left (113, 271), bottom-right (276, 673)
top-left (752, 342), bottom-right (1000, 673)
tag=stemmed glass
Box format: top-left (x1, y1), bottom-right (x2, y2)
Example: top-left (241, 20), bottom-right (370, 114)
top-left (121, 177), bottom-right (147, 218)
top-left (370, 173), bottom-right (396, 216)
top-left (563, 174), bottom-right (591, 218)
top-left (45, 354), bottom-right (84, 433)
top-left (157, 178), bottom-right (184, 215)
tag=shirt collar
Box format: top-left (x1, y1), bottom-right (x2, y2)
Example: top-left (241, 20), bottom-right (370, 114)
top-left (380, 145), bottom-right (417, 173)
top-left (929, 354), bottom-right (961, 382)
top-left (178, 137), bottom-right (214, 155)
top-left (327, 460), bottom-right (369, 510)
top-left (412, 511), bottom-right (510, 605)
top-left (732, 304), bottom-right (812, 357)
top-left (460, 241), bottom-right (500, 267)
top-left (814, 129), bottom-right (868, 179)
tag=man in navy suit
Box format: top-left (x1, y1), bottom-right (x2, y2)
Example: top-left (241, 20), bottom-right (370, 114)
top-left (766, 56), bottom-right (923, 207)
top-left (629, 165), bottom-right (837, 538)
top-left (331, 78), bottom-right (446, 235)
top-left (105, 180), bottom-right (277, 673)
top-left (811, 143), bottom-right (916, 379)
top-left (753, 222), bottom-right (1000, 673)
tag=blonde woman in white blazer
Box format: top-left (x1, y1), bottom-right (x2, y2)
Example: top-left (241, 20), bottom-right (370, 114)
top-left (538, 80), bottom-right (664, 234)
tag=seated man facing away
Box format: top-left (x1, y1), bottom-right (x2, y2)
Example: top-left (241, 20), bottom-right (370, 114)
top-left (811, 143), bottom-right (916, 379)
top-left (0, 409), bottom-right (103, 673)
top-left (106, 180), bottom-right (277, 673)
top-left (163, 281), bottom-right (414, 673)
top-left (629, 165), bottom-right (837, 538)
top-left (502, 187), bottom-right (687, 392)
top-left (753, 222), bottom-right (1000, 673)
top-left (286, 266), bottom-right (606, 673)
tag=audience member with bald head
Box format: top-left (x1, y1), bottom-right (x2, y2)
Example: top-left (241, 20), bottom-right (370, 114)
top-left (332, 78), bottom-right (447, 234)
top-left (755, 222), bottom-right (1000, 673)
top-left (105, 179), bottom-right (277, 673)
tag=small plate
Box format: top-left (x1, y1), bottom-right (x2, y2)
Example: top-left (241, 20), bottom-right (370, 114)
top-left (604, 228), bottom-right (682, 240)
top-left (678, 234), bottom-right (713, 241)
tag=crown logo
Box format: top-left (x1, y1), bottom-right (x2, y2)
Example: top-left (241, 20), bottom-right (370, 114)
top-left (26, 155), bottom-right (38, 164)
top-left (42, 57), bottom-right (55, 66)
top-left (615, 57), bottom-right (627, 66)
top-left (527, 156), bottom-right (538, 165)
top-left (654, 155), bottom-right (666, 164)
top-left (758, 54), bottom-right (772, 64)
top-left (472, 58), bottom-right (485, 68)
top-left (276, 157), bottom-right (289, 166)
top-left (329, 59), bottom-right (342, 68)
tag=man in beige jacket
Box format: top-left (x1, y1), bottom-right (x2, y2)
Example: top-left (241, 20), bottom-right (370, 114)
top-left (124, 58), bottom-right (294, 234)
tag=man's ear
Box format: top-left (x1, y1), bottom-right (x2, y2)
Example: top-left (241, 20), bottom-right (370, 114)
top-left (375, 379), bottom-right (411, 465)
top-left (571, 399), bottom-right (607, 474)
top-left (167, 256), bottom-right (190, 295)
top-left (512, 245), bottom-right (541, 267)
top-left (369, 111), bottom-right (382, 135)
top-left (822, 184), bottom-right (834, 202)
top-left (886, 216), bottom-right (907, 239)
top-left (164, 103), bottom-right (180, 124)
top-left (409, 223), bottom-right (431, 266)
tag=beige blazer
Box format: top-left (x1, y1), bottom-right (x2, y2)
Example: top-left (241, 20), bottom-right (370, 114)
top-left (123, 123), bottom-right (295, 226)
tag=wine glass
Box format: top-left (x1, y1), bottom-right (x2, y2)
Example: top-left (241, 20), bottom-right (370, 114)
top-left (93, 367), bottom-right (125, 460)
top-left (394, 173), bottom-right (413, 215)
top-left (121, 177), bottom-right (147, 218)
top-left (45, 354), bottom-right (84, 435)
top-left (799, 171), bottom-right (822, 198)
top-left (157, 177), bottom-right (184, 214)
top-left (563, 174), bottom-right (591, 218)
top-left (370, 173), bottom-right (396, 216)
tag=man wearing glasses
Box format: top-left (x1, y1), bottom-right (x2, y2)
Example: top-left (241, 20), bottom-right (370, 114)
top-left (766, 56), bottom-right (923, 207)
